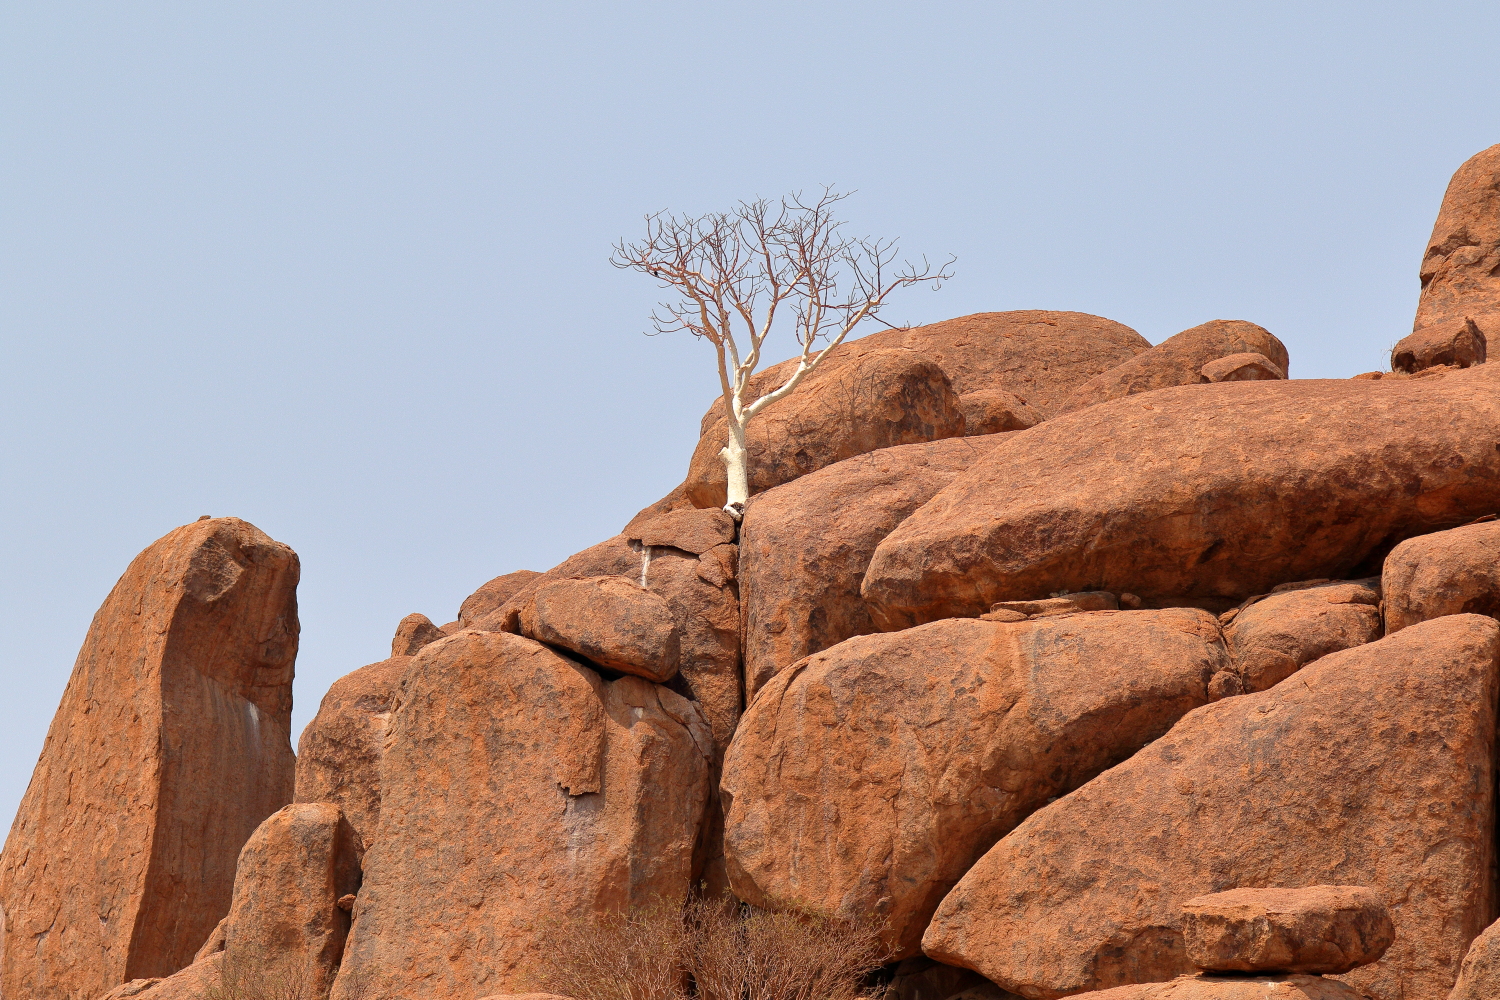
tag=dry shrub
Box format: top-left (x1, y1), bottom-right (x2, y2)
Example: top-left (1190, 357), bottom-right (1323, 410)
top-left (522, 896), bottom-right (889, 1000)
top-left (206, 964), bottom-right (377, 1000)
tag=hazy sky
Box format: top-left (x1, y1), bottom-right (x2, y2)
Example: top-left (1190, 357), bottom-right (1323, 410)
top-left (4, 3), bottom-right (1498, 827)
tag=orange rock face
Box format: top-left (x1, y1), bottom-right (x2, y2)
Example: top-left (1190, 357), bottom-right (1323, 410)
top-left (1413, 143), bottom-right (1500, 349)
top-left (957, 389), bottom-right (1042, 435)
top-left (1222, 581), bottom-right (1382, 692)
top-left (722, 609), bottom-right (1225, 958)
top-left (329, 631), bottom-right (712, 1000)
top-left (221, 803), bottom-right (361, 998)
top-left (1450, 917), bottom-right (1500, 1000)
top-left (922, 615), bottom-right (1500, 1000)
top-left (1181, 886), bottom-right (1393, 975)
top-left (1064, 975), bottom-right (1365, 999)
top-left (685, 347), bottom-right (966, 509)
top-left (863, 365), bottom-right (1500, 630)
top-left (458, 570), bottom-right (543, 628)
top-left (739, 435), bottom-right (1008, 701)
top-left (1392, 318), bottom-right (1487, 373)
top-left (294, 656), bottom-right (407, 848)
top-left (1383, 520), bottom-right (1500, 633)
top-left (1059, 320), bottom-right (1289, 413)
top-left (530, 576), bottom-right (681, 681)
top-left (94, 952), bottom-right (224, 1000)
top-left (0, 517), bottom-right (299, 999)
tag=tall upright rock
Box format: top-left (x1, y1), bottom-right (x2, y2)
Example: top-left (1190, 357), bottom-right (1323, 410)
top-left (0, 517), bottom-right (300, 999)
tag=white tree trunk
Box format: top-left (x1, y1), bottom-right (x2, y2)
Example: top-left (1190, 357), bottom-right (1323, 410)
top-left (721, 419), bottom-right (750, 514)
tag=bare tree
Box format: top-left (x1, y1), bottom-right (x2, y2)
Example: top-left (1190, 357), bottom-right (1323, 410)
top-left (611, 188), bottom-right (953, 517)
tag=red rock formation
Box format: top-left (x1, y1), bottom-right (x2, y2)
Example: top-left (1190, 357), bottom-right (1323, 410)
top-left (329, 631), bottom-right (712, 1000)
top-left (1412, 143), bottom-right (1500, 358)
top-left (530, 576), bottom-right (681, 682)
top-left (458, 570), bottom-right (544, 628)
top-left (863, 364), bottom-right (1500, 629)
top-left (391, 612), bottom-right (444, 656)
top-left (1392, 318), bottom-right (1486, 373)
top-left (1059, 320), bottom-right (1288, 413)
top-left (1181, 886), bottom-right (1393, 975)
top-left (220, 803), bottom-right (361, 998)
top-left (1221, 580), bottom-right (1382, 692)
top-left (93, 953), bottom-right (224, 1000)
top-left (1200, 352), bottom-right (1285, 382)
top-left (1062, 976), bottom-right (1364, 999)
top-left (922, 615), bottom-right (1500, 1000)
top-left (0, 517), bottom-right (299, 999)
top-left (1383, 520), bottom-right (1500, 633)
top-left (294, 656), bottom-right (407, 849)
top-left (739, 435), bottom-right (1007, 700)
top-left (1450, 917), bottom-right (1500, 1000)
top-left (723, 609), bottom-right (1225, 958)
top-left (685, 347), bottom-right (966, 509)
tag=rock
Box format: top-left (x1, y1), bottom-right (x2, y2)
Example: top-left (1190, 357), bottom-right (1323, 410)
top-left (986, 591), bottom-right (1119, 617)
top-left (329, 631), bottom-right (712, 1000)
top-left (459, 570), bottom-right (544, 628)
top-left (626, 506), bottom-right (737, 555)
top-left (1412, 144), bottom-right (1500, 351)
top-left (475, 995), bottom-right (575, 1000)
top-left (531, 575), bottom-right (682, 682)
top-left (0, 518), bottom-right (299, 998)
top-left (622, 481), bottom-right (696, 536)
top-left (1200, 352), bottom-right (1286, 382)
top-left (685, 347), bottom-right (966, 508)
top-left (739, 435), bottom-right (1008, 700)
top-left (1060, 974), bottom-right (1366, 999)
top-left (1182, 886), bottom-right (1393, 974)
top-left (93, 954), bottom-right (223, 1000)
top-left (1222, 580), bottom-right (1382, 692)
top-left (1392, 318), bottom-right (1487, 374)
top-left (192, 919), bottom-right (225, 963)
top-left (1383, 520), bottom-right (1500, 633)
top-left (1059, 320), bottom-right (1289, 413)
top-left (922, 615), bottom-right (1500, 1000)
top-left (958, 389), bottom-right (1043, 435)
top-left (722, 608), bottom-right (1225, 958)
top-left (863, 364), bottom-right (1500, 630)
top-left (294, 655), bottom-right (409, 847)
top-left (221, 803), bottom-right (362, 998)
top-left (885, 957), bottom-right (993, 1000)
top-left (391, 611), bottom-right (444, 656)
top-left (1450, 917), bottom-right (1500, 1000)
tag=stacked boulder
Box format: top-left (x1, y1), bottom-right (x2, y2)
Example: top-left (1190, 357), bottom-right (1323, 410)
top-left (8, 147), bottom-right (1500, 1000)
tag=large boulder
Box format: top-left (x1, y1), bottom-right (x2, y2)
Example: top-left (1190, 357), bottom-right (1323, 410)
top-left (530, 576), bottom-right (681, 682)
top-left (1181, 886), bottom-right (1393, 976)
top-left (1382, 520), bottom-right (1500, 633)
top-left (220, 803), bottom-right (362, 999)
top-left (685, 347), bottom-right (965, 509)
top-left (739, 435), bottom-right (1008, 700)
top-left (329, 630), bottom-right (712, 1000)
top-left (1450, 917), bottom-right (1500, 1000)
top-left (458, 570), bottom-right (543, 628)
top-left (722, 608), bottom-right (1225, 958)
top-left (863, 365), bottom-right (1500, 630)
top-left (94, 953), bottom-right (224, 1000)
top-left (1, 518), bottom-right (299, 999)
top-left (1221, 580), bottom-right (1382, 692)
top-left (1392, 318), bottom-right (1487, 374)
top-left (1058, 320), bottom-right (1289, 413)
top-left (1060, 976), bottom-right (1364, 999)
top-left (294, 656), bottom-right (407, 848)
top-left (922, 615), bottom-right (1500, 1000)
top-left (1411, 143), bottom-right (1500, 359)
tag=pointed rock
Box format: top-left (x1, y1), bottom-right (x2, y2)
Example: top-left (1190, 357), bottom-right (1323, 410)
top-left (1412, 143), bottom-right (1500, 352)
top-left (0, 518), bottom-right (299, 999)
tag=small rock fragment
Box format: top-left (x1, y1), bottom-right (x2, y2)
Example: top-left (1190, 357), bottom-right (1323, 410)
top-left (391, 612), bottom-right (444, 657)
top-left (1200, 352), bottom-right (1286, 382)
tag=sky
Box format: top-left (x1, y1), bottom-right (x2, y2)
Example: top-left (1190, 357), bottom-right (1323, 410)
top-left (3, 2), bottom-right (1499, 828)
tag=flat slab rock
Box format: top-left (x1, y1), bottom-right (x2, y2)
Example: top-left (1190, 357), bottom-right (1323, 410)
top-left (1064, 974), bottom-right (1365, 999)
top-left (1182, 886), bottom-right (1393, 975)
top-left (922, 614), bottom-right (1500, 1000)
top-left (864, 363), bottom-right (1500, 629)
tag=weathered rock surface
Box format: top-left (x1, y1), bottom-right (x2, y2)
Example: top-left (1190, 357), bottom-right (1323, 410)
top-left (295, 655), bottom-right (409, 847)
top-left (330, 630), bottom-right (712, 1000)
top-left (922, 615), bottom-right (1500, 1000)
top-left (625, 506), bottom-right (737, 555)
top-left (221, 803), bottom-right (361, 998)
top-left (723, 609), bottom-right (1225, 958)
top-left (739, 435), bottom-right (1007, 700)
top-left (1200, 352), bottom-right (1285, 382)
top-left (864, 364), bottom-right (1500, 630)
top-left (94, 953), bottom-right (224, 1000)
top-left (1412, 143), bottom-right (1500, 351)
top-left (958, 389), bottom-right (1043, 435)
top-left (1059, 320), bottom-right (1289, 413)
top-left (1383, 520), bottom-right (1500, 633)
top-left (459, 570), bottom-right (544, 628)
top-left (686, 347), bottom-right (966, 508)
top-left (391, 611), bottom-right (444, 656)
top-left (1392, 318), bottom-right (1487, 374)
top-left (1182, 886), bottom-right (1393, 975)
top-left (1, 517), bottom-right (299, 998)
top-left (1449, 917), bottom-right (1500, 1000)
top-left (531, 575), bottom-right (681, 681)
top-left (1063, 975), bottom-right (1365, 999)
top-left (1222, 580), bottom-right (1382, 692)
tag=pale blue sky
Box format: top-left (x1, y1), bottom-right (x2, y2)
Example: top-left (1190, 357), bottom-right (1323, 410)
top-left (4, 2), bottom-right (1498, 825)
